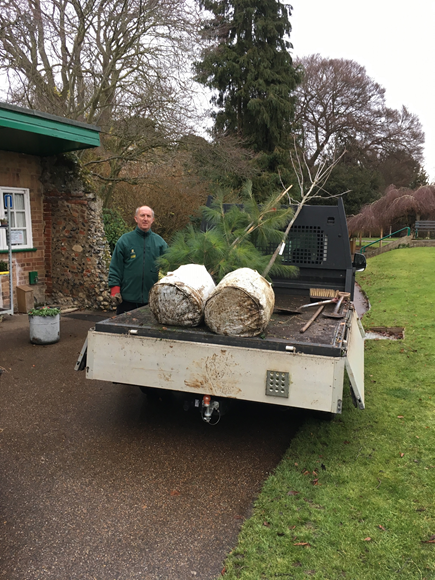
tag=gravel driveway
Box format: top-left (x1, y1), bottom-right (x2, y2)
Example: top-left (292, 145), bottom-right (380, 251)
top-left (0, 311), bottom-right (300, 580)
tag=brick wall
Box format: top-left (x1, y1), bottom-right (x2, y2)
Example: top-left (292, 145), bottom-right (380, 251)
top-left (0, 151), bottom-right (46, 310)
top-left (0, 150), bottom-right (111, 312)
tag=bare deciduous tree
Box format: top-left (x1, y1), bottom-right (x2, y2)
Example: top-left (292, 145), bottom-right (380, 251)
top-left (0, 0), bottom-right (198, 124)
top-left (294, 54), bottom-right (425, 171)
top-left (0, 0), bottom-right (203, 205)
top-left (262, 143), bottom-right (346, 278)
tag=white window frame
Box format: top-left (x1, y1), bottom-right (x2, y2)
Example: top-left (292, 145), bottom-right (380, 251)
top-left (0, 187), bottom-right (34, 251)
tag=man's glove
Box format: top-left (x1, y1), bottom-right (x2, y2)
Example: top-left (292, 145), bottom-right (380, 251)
top-left (110, 286), bottom-right (122, 305)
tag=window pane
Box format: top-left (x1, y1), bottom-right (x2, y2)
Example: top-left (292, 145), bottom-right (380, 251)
top-left (10, 213), bottom-right (15, 227)
top-left (16, 212), bottom-right (26, 227)
top-left (14, 193), bottom-right (25, 210)
top-left (11, 230), bottom-right (27, 245)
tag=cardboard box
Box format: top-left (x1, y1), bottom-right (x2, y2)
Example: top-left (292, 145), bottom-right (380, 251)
top-left (16, 285), bottom-right (34, 313)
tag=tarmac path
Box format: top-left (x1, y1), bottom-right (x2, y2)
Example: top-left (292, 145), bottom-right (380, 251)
top-left (0, 311), bottom-right (301, 580)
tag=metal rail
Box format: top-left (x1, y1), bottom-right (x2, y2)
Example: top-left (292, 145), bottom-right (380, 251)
top-left (358, 227), bottom-right (411, 254)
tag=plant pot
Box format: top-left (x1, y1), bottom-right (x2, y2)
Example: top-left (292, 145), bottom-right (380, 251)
top-left (29, 313), bottom-right (60, 344)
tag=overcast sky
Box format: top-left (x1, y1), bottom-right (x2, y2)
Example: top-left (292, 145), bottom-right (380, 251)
top-left (290, 0), bottom-right (435, 181)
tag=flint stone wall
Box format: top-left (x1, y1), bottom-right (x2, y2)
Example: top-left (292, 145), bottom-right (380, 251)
top-left (41, 156), bottom-right (112, 310)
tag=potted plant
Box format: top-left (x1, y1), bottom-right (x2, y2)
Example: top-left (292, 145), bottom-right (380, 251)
top-left (28, 306), bottom-right (61, 344)
top-left (0, 260), bottom-right (9, 274)
top-left (0, 218), bottom-right (7, 227)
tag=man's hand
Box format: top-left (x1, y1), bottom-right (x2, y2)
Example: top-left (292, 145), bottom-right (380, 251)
top-left (113, 292), bottom-right (122, 305)
top-left (110, 286), bottom-right (122, 305)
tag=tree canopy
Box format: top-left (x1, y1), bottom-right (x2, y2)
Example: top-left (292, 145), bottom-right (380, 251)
top-left (347, 185), bottom-right (435, 235)
top-left (292, 55), bottom-right (427, 214)
top-left (195, 0), bottom-right (301, 154)
top-left (0, 0), bottom-right (198, 126)
top-left (294, 55), bottom-right (425, 172)
top-left (0, 0), bottom-right (202, 205)
top-left (0, 2), bottom-right (429, 223)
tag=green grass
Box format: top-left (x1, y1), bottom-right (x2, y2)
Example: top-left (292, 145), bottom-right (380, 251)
top-left (222, 247), bottom-right (435, 580)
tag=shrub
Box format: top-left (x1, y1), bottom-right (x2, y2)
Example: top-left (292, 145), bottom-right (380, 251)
top-left (28, 307), bottom-right (61, 317)
top-left (102, 208), bottom-right (132, 254)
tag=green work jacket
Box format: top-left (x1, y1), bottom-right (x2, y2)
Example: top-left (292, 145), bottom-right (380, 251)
top-left (108, 227), bottom-right (168, 303)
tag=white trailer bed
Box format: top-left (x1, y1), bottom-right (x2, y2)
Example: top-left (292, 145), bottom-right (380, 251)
top-left (82, 301), bottom-right (364, 416)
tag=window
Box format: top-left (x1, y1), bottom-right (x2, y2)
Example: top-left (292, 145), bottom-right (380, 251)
top-left (0, 187), bottom-right (33, 250)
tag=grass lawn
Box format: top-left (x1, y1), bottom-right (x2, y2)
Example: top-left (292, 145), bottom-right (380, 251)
top-left (222, 247), bottom-right (435, 580)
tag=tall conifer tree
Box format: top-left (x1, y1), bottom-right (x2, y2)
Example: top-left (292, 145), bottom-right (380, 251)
top-left (195, 0), bottom-right (301, 154)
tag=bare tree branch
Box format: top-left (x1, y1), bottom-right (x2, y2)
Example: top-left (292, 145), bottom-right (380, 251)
top-left (294, 54), bottom-right (424, 171)
top-left (262, 142), bottom-right (346, 278)
top-left (0, 0), bottom-right (201, 126)
top-left (0, 0), bottom-right (208, 205)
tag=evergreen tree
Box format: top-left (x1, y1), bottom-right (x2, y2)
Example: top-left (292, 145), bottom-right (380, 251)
top-left (157, 190), bottom-right (298, 282)
top-left (195, 0), bottom-right (301, 154)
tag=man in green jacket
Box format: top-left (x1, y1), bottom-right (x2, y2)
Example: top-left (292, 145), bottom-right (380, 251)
top-left (108, 206), bottom-right (168, 315)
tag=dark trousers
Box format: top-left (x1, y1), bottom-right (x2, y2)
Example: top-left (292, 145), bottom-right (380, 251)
top-left (116, 301), bottom-right (147, 315)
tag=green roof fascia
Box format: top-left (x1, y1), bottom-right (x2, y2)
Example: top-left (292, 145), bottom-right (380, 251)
top-left (0, 103), bottom-right (100, 156)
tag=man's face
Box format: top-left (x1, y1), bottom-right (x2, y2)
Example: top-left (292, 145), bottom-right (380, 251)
top-left (135, 206), bottom-right (154, 232)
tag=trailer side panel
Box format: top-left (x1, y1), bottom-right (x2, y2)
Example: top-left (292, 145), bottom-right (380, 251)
top-left (87, 331), bottom-right (345, 413)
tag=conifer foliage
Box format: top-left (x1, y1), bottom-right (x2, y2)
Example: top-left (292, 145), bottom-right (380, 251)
top-left (195, 0), bottom-right (301, 153)
top-left (157, 191), bottom-right (298, 282)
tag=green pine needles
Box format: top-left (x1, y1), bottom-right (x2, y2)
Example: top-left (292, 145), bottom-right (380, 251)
top-left (157, 190), bottom-right (299, 283)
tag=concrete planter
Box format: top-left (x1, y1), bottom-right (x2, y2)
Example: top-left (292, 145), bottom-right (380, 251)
top-left (29, 313), bottom-right (60, 344)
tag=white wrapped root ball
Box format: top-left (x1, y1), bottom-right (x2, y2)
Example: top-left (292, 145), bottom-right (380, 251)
top-left (149, 264), bottom-right (215, 326)
top-left (204, 268), bottom-right (274, 337)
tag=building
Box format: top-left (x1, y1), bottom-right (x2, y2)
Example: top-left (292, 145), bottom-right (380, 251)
top-left (0, 102), bottom-right (111, 313)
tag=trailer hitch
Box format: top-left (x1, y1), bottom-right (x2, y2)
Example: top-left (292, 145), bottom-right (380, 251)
top-left (201, 395), bottom-right (221, 425)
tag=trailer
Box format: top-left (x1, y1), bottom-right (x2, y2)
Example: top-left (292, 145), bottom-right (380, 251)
top-left (76, 200), bottom-right (366, 423)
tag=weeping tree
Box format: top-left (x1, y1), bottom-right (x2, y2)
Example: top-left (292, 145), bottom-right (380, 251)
top-left (157, 188), bottom-right (298, 282)
top-left (347, 185), bottom-right (435, 240)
